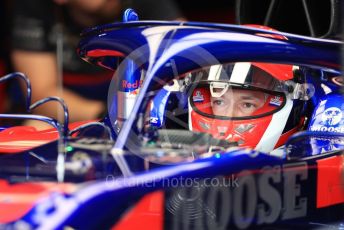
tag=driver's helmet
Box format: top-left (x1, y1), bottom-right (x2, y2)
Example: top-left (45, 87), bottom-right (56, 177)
top-left (188, 62), bottom-right (312, 152)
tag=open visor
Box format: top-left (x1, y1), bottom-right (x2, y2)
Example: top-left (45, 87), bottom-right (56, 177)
top-left (190, 83), bottom-right (286, 119)
top-left (186, 62), bottom-right (315, 103)
top-left (188, 63), bottom-right (289, 91)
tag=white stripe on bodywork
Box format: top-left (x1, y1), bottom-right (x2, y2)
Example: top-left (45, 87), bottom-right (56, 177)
top-left (230, 62), bottom-right (251, 84)
top-left (255, 98), bottom-right (293, 153)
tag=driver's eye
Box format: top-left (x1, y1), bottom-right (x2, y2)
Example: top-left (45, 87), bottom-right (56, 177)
top-left (212, 99), bottom-right (224, 106)
top-left (242, 102), bottom-right (256, 108)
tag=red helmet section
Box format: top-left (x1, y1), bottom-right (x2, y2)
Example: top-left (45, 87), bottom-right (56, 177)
top-left (188, 61), bottom-right (303, 152)
top-left (190, 109), bottom-right (274, 148)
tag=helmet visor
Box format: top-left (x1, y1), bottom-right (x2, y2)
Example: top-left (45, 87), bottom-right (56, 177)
top-left (190, 82), bottom-right (286, 119)
top-left (188, 62), bottom-right (288, 92)
top-left (187, 62), bottom-right (291, 119)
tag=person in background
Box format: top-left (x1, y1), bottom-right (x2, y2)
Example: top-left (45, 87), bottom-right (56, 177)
top-left (0, 1), bottom-right (10, 115)
top-left (10, 0), bottom-right (184, 129)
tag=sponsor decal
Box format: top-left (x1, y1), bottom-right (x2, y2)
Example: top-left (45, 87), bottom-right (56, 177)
top-left (321, 107), bottom-right (342, 126)
top-left (167, 162), bottom-right (308, 229)
top-left (121, 80), bottom-right (143, 90)
top-left (193, 91), bottom-right (204, 102)
top-left (269, 96), bottom-right (282, 106)
top-left (198, 121), bottom-right (210, 130)
top-left (150, 117), bottom-right (159, 124)
top-left (310, 126), bottom-right (344, 133)
top-left (235, 124), bottom-right (255, 134)
top-left (217, 126), bottom-right (228, 136)
top-left (310, 107), bottom-right (344, 132)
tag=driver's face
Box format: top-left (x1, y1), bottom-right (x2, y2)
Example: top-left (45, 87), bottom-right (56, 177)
top-left (211, 89), bottom-right (266, 117)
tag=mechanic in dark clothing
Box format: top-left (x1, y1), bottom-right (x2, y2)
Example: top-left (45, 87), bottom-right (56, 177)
top-left (0, 1), bottom-right (10, 114)
top-left (10, 0), bottom-right (184, 129)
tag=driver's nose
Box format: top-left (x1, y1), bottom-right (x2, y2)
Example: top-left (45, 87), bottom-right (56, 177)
top-left (225, 100), bottom-right (235, 117)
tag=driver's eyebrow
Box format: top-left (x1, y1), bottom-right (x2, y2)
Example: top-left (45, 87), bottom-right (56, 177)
top-left (240, 95), bottom-right (257, 100)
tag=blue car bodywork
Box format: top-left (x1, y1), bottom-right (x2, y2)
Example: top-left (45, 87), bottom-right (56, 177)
top-left (0, 12), bottom-right (343, 229)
